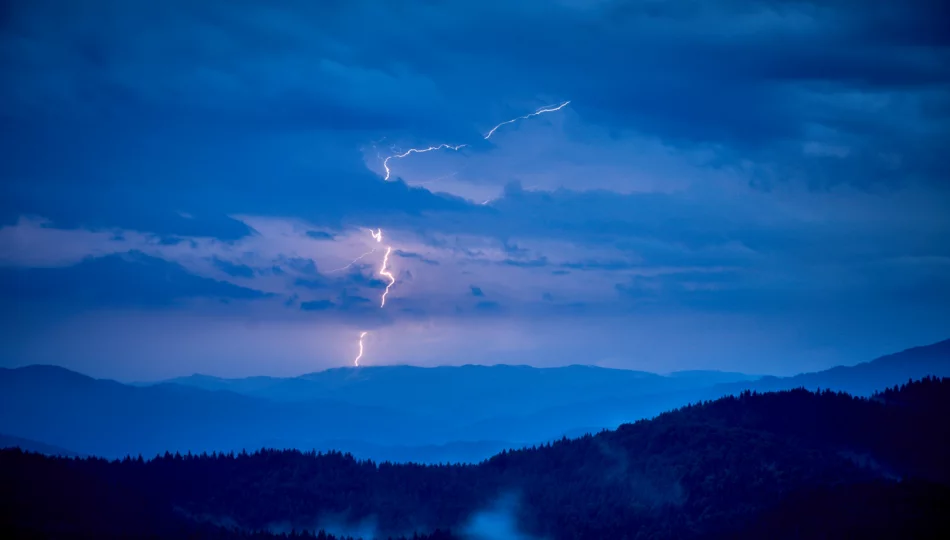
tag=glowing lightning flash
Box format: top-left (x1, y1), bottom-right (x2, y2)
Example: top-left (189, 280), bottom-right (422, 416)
top-left (382, 144), bottom-right (466, 180)
top-left (368, 227), bottom-right (395, 306)
top-left (379, 246), bottom-right (395, 307)
top-left (353, 331), bottom-right (367, 366)
top-left (327, 229), bottom-right (384, 273)
top-left (327, 248), bottom-right (376, 273)
top-left (352, 101), bottom-right (570, 366)
top-left (484, 101), bottom-right (571, 140)
top-left (349, 228), bottom-right (394, 367)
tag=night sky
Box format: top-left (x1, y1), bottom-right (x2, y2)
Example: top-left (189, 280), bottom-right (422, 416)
top-left (1, 0), bottom-right (948, 380)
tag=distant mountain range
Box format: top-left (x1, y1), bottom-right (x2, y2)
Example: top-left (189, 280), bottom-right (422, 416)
top-left (4, 376), bottom-right (948, 540)
top-left (1, 338), bottom-right (947, 462)
top-left (0, 434), bottom-right (79, 457)
top-left (724, 338), bottom-right (950, 396)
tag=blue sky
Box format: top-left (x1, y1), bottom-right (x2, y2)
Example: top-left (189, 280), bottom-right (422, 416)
top-left (1, 0), bottom-right (948, 380)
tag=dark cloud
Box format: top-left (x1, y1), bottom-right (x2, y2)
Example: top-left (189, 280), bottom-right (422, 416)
top-left (475, 301), bottom-right (502, 312)
top-left (502, 257), bottom-right (550, 268)
top-left (394, 250), bottom-right (439, 265)
top-left (212, 256), bottom-right (255, 278)
top-left (282, 258), bottom-right (318, 276)
top-left (0, 0), bottom-right (948, 375)
top-left (470, 286), bottom-right (484, 297)
top-left (560, 260), bottom-right (643, 271)
top-left (158, 236), bottom-right (187, 246)
top-left (305, 230), bottom-right (335, 240)
top-left (290, 266), bottom-right (386, 301)
top-left (339, 292), bottom-right (372, 307)
top-left (613, 259), bottom-right (950, 318)
top-left (1, 0), bottom-right (946, 226)
top-left (293, 278), bottom-right (327, 290)
top-left (300, 299), bottom-right (335, 311)
top-left (0, 251), bottom-right (269, 309)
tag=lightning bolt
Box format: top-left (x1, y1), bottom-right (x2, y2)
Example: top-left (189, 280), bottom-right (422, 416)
top-left (353, 331), bottom-right (367, 367)
top-left (379, 246), bottom-right (395, 308)
top-left (327, 248), bottom-right (377, 273)
top-left (353, 101), bottom-right (570, 365)
top-left (328, 228), bottom-right (384, 273)
top-left (484, 101), bottom-right (571, 140)
top-left (371, 228), bottom-right (396, 306)
top-left (350, 228), bottom-right (395, 366)
top-left (382, 144), bottom-right (466, 180)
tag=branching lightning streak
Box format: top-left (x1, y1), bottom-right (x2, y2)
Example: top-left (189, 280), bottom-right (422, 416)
top-left (327, 248), bottom-right (377, 273)
top-left (353, 331), bottom-right (367, 367)
top-left (484, 101), bottom-right (571, 140)
top-left (370, 227), bottom-right (396, 307)
top-left (382, 144), bottom-right (466, 180)
top-left (329, 229), bottom-right (383, 273)
top-left (351, 228), bottom-right (394, 365)
top-left (379, 246), bottom-right (395, 307)
top-left (354, 101), bottom-right (570, 365)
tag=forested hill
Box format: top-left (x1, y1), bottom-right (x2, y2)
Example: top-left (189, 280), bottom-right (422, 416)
top-left (3, 377), bottom-right (949, 540)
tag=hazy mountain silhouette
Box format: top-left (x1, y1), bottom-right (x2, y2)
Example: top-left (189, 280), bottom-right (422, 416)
top-left (1, 363), bottom-right (736, 460)
top-left (157, 364), bottom-right (735, 423)
top-left (2, 377), bottom-right (947, 539)
top-left (2, 338), bottom-right (947, 462)
top-left (0, 433), bottom-right (79, 457)
top-left (0, 365), bottom-right (437, 458)
top-left (512, 338), bottom-right (950, 441)
top-left (715, 337), bottom-right (950, 397)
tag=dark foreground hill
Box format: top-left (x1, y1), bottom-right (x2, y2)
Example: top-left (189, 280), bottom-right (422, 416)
top-left (2, 377), bottom-right (949, 540)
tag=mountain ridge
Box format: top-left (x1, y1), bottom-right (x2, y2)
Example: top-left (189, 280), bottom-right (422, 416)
top-left (2, 338), bottom-right (947, 463)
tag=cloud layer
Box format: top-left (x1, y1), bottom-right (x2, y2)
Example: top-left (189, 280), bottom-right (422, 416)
top-left (1, 0), bottom-right (948, 378)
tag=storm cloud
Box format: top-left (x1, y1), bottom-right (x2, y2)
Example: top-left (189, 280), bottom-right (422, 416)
top-left (1, 0), bottom-right (947, 378)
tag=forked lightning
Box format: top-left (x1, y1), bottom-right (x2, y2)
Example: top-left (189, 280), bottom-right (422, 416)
top-left (355, 100), bottom-right (570, 365)
top-left (352, 228), bottom-right (396, 365)
top-left (383, 144), bottom-right (466, 180)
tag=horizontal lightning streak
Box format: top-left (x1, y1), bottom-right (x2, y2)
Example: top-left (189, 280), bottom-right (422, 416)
top-left (484, 100), bottom-right (571, 140)
top-left (382, 144), bottom-right (466, 180)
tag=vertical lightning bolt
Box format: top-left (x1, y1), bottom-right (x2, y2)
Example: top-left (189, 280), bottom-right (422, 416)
top-left (379, 246), bottom-right (395, 307)
top-left (351, 227), bottom-right (395, 365)
top-left (370, 227), bottom-right (396, 307)
top-left (382, 144), bottom-right (466, 180)
top-left (484, 101), bottom-right (571, 140)
top-left (353, 331), bottom-right (367, 367)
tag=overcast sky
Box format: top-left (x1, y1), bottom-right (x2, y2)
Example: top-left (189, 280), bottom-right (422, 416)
top-left (1, 0), bottom-right (948, 380)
